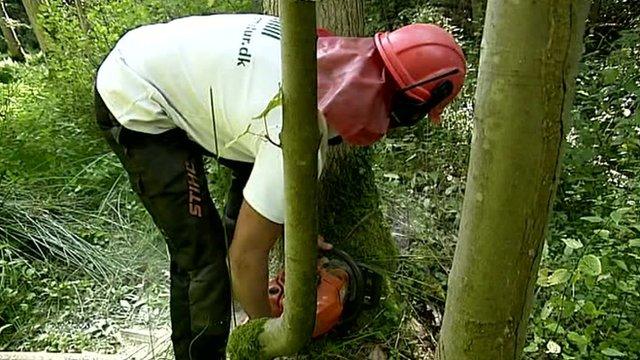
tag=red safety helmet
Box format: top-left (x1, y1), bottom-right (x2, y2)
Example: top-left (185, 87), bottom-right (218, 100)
top-left (374, 24), bottom-right (466, 124)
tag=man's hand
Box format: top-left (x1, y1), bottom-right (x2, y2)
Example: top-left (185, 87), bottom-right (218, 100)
top-left (317, 235), bottom-right (333, 251)
top-left (229, 204), bottom-right (333, 320)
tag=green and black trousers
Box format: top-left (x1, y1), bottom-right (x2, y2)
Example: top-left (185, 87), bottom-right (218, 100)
top-left (95, 90), bottom-right (252, 359)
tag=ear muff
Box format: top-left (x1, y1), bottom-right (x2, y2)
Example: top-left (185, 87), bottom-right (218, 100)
top-left (328, 136), bottom-right (343, 146)
top-left (390, 80), bottom-right (453, 128)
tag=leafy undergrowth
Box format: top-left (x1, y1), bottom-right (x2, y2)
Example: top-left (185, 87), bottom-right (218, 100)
top-left (0, 174), bottom-right (171, 352)
top-left (524, 25), bottom-right (640, 359)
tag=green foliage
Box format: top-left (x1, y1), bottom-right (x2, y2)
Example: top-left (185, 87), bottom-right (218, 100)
top-left (365, 0), bottom-right (422, 33)
top-left (525, 24), bottom-right (640, 360)
top-left (210, 0), bottom-right (256, 14)
top-left (586, 0), bottom-right (640, 52)
top-left (0, 240), bottom-right (170, 352)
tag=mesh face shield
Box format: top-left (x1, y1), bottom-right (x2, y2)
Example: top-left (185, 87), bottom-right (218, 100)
top-left (389, 69), bottom-right (459, 128)
top-left (390, 80), bottom-right (454, 127)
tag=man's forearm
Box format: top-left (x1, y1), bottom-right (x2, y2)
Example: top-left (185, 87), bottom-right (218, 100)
top-left (230, 248), bottom-right (272, 318)
top-left (229, 200), bottom-right (282, 319)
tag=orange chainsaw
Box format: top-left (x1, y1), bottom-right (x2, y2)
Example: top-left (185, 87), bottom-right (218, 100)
top-left (267, 249), bottom-right (382, 337)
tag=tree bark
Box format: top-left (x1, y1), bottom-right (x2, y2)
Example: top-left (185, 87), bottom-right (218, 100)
top-left (20, 0), bottom-right (46, 54)
top-left (263, 0), bottom-right (394, 272)
top-left (227, 2), bottom-right (319, 358)
top-left (262, 0), bottom-right (278, 18)
top-left (262, 0), bottom-right (365, 36)
top-left (437, 1), bottom-right (590, 359)
top-left (259, 0), bottom-right (319, 355)
top-left (0, 0), bottom-right (25, 61)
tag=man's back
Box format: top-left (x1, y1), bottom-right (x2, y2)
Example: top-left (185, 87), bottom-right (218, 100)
top-left (97, 14), bottom-right (284, 162)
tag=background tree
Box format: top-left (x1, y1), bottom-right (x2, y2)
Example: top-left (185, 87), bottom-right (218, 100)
top-left (20, 0), bottom-right (45, 53)
top-left (0, 0), bottom-right (24, 61)
top-left (470, 0), bottom-right (486, 33)
top-left (73, 0), bottom-right (89, 33)
top-left (437, 1), bottom-right (590, 359)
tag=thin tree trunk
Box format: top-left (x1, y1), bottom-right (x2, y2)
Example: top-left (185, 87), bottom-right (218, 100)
top-left (74, 0), bottom-right (89, 33)
top-left (0, 0), bottom-right (25, 61)
top-left (21, 0), bottom-right (46, 54)
top-left (437, 1), bottom-right (590, 359)
top-left (258, 1), bottom-right (319, 354)
top-left (227, 1), bottom-right (396, 358)
top-left (471, 0), bottom-right (486, 33)
top-left (227, 2), bottom-right (318, 358)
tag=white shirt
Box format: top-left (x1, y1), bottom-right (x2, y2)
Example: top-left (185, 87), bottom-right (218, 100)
top-left (96, 14), bottom-right (326, 224)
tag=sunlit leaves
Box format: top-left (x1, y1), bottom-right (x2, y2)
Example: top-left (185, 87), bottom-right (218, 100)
top-left (567, 332), bottom-right (589, 353)
top-left (580, 216), bottom-right (604, 223)
top-left (601, 348), bottom-right (626, 357)
top-left (538, 268), bottom-right (571, 287)
top-left (578, 255), bottom-right (602, 277)
top-left (546, 340), bottom-right (561, 354)
top-left (562, 238), bottom-right (583, 250)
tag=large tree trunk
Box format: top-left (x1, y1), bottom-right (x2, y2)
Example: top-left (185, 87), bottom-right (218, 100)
top-left (0, 0), bottom-right (25, 61)
top-left (262, 0), bottom-right (276, 17)
top-left (263, 0), bottom-right (365, 36)
top-left (437, 1), bottom-right (590, 359)
top-left (264, 0), bottom-right (394, 271)
top-left (20, 0), bottom-right (46, 54)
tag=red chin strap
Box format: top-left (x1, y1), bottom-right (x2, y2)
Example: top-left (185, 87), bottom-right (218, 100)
top-left (317, 36), bottom-right (395, 146)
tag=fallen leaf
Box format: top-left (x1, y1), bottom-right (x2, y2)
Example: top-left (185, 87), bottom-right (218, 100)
top-left (546, 340), bottom-right (561, 354)
top-left (369, 344), bottom-right (387, 360)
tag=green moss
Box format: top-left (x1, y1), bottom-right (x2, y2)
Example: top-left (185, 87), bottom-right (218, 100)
top-left (319, 146), bottom-right (398, 271)
top-left (226, 318), bottom-right (268, 360)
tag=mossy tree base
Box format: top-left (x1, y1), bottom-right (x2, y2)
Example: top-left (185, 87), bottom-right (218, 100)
top-left (319, 145), bottom-right (397, 272)
top-left (226, 318), bottom-right (268, 360)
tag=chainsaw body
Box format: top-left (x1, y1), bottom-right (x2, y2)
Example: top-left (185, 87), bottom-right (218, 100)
top-left (268, 249), bottom-right (381, 337)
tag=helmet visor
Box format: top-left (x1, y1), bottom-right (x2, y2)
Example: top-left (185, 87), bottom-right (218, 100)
top-left (390, 80), bottom-right (453, 128)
